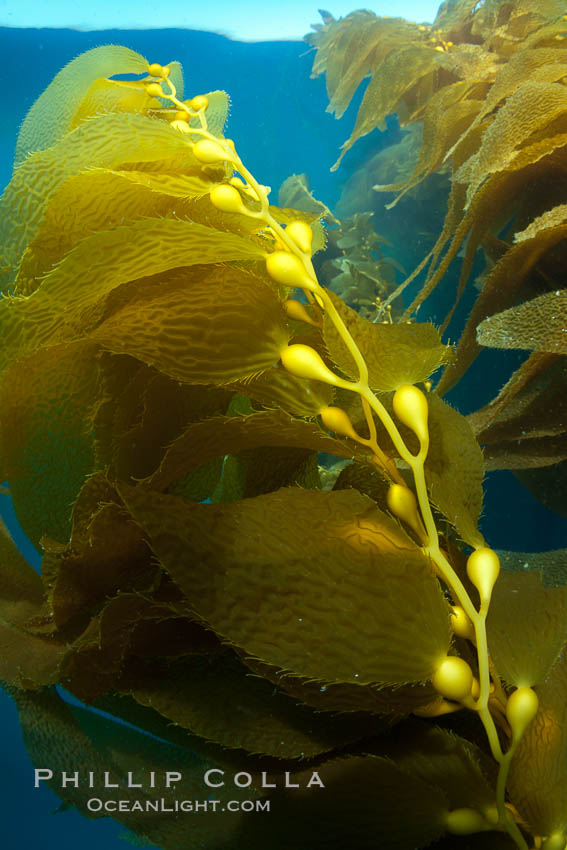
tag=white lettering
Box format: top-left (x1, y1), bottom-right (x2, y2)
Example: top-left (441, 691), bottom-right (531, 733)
top-left (307, 771), bottom-right (325, 788)
top-left (260, 772), bottom-right (276, 788)
top-left (61, 772), bottom-right (79, 788)
top-left (103, 772), bottom-right (119, 788)
top-left (34, 769), bottom-right (53, 787)
top-left (204, 769), bottom-right (224, 788)
top-left (284, 772), bottom-right (299, 788)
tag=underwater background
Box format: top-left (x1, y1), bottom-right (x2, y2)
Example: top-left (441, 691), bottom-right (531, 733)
top-left (1, 3), bottom-right (567, 848)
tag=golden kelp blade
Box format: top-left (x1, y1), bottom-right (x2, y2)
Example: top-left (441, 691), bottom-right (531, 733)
top-left (0, 113), bottom-right (203, 290)
top-left (68, 60), bottom-right (184, 129)
top-left (458, 82), bottom-right (567, 209)
top-left (120, 485), bottom-right (452, 687)
top-left (0, 219), bottom-right (268, 369)
top-left (93, 364), bottom-right (232, 482)
top-left (487, 570), bottom-right (567, 687)
top-left (15, 168), bottom-right (221, 294)
top-left (447, 46), bottom-right (567, 162)
top-left (322, 292), bottom-right (451, 392)
top-left (375, 83), bottom-right (482, 206)
top-left (123, 653), bottom-right (384, 759)
top-left (375, 725), bottom-right (496, 814)
top-left (436, 198), bottom-right (567, 395)
top-left (432, 0), bottom-right (481, 34)
top-left (244, 652), bottom-right (441, 715)
top-left (278, 173), bottom-right (339, 225)
top-left (89, 266), bottom-right (289, 386)
top-left (310, 0), bottom-right (567, 415)
top-left (40, 473), bottom-right (159, 631)
top-left (0, 527), bottom-right (65, 687)
top-left (499, 549), bottom-right (567, 588)
top-left (333, 45), bottom-right (441, 169)
top-left (14, 45), bottom-right (149, 167)
top-left (0, 341), bottom-right (97, 547)
top-left (68, 78), bottom-right (156, 127)
top-left (145, 409), bottom-right (372, 492)
top-left (235, 753), bottom-right (449, 850)
top-left (477, 291), bottom-right (567, 354)
top-left (231, 362), bottom-right (335, 417)
top-left (467, 353), bottom-right (567, 472)
top-left (307, 12), bottom-right (423, 121)
top-left (425, 394), bottom-right (485, 549)
top-left (188, 90), bottom-right (229, 137)
top-left (508, 653), bottom-right (567, 838)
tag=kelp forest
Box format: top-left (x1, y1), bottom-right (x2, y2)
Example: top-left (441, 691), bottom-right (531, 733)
top-left (0, 0), bottom-right (566, 848)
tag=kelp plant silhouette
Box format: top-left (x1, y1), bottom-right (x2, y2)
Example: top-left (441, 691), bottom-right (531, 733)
top-left (0, 39), bottom-right (565, 850)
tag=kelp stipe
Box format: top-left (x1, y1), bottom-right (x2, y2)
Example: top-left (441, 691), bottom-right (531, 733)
top-left (0, 42), bottom-right (565, 850)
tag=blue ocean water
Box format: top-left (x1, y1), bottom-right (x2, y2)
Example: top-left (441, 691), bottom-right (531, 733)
top-left (1, 18), bottom-right (566, 850)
